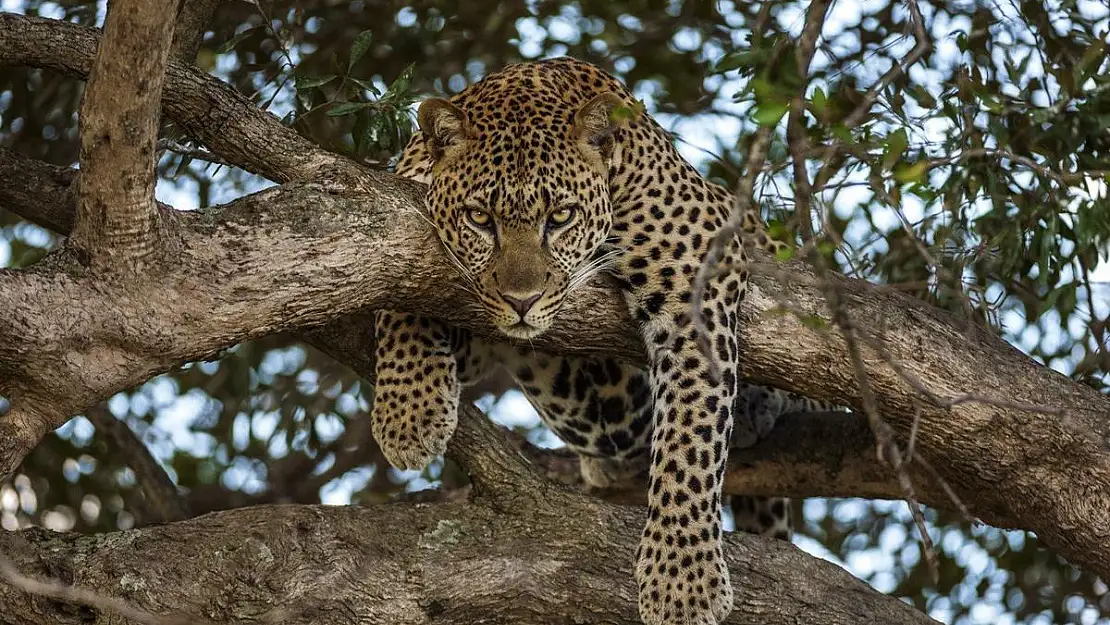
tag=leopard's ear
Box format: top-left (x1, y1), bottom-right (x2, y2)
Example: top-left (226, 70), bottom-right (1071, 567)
top-left (417, 98), bottom-right (472, 161)
top-left (573, 92), bottom-right (638, 161)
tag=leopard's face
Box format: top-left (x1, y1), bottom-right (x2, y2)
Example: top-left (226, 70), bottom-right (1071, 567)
top-left (419, 93), bottom-right (628, 339)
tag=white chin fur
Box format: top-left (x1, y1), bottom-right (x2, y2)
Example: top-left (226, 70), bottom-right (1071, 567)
top-left (499, 322), bottom-right (545, 340)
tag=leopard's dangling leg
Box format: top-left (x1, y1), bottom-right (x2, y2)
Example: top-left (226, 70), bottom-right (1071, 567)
top-left (370, 311), bottom-right (497, 470)
top-left (370, 311), bottom-right (460, 470)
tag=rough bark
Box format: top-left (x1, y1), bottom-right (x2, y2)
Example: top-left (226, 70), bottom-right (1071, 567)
top-left (69, 0), bottom-right (177, 270)
top-left (171, 0), bottom-right (220, 61)
top-left (0, 409), bottom-right (936, 625)
top-left (0, 149), bottom-right (76, 233)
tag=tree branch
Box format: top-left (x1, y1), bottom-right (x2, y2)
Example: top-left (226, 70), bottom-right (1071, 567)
top-left (0, 409), bottom-right (937, 625)
top-left (522, 410), bottom-right (960, 512)
top-left (1, 152), bottom-right (1108, 582)
top-left (0, 149), bottom-right (75, 233)
top-left (0, 13), bottom-right (360, 186)
top-left (0, 551), bottom-right (207, 625)
top-left (171, 0), bottom-right (221, 61)
top-left (68, 0), bottom-right (177, 269)
top-left (85, 404), bottom-right (188, 524)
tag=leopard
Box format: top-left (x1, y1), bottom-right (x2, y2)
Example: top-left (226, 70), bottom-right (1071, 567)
top-left (367, 57), bottom-right (837, 625)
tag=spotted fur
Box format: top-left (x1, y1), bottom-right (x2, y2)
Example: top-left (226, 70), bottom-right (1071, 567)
top-left (370, 58), bottom-right (837, 625)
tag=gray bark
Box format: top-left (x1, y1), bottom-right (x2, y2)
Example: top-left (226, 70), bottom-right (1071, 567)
top-left (0, 410), bottom-right (937, 625)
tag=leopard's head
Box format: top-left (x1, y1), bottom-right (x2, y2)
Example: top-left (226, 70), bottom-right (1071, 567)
top-left (417, 90), bottom-right (632, 339)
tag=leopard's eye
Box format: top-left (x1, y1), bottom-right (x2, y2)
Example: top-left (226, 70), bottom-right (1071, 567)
top-left (548, 205), bottom-right (577, 228)
top-left (467, 208), bottom-right (493, 228)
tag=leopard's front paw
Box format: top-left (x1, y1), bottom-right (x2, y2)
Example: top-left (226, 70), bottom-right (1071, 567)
top-left (635, 531), bottom-right (733, 625)
top-left (371, 393), bottom-right (458, 471)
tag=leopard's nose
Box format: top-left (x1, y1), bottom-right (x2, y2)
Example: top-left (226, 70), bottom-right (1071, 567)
top-left (501, 291), bottom-right (543, 317)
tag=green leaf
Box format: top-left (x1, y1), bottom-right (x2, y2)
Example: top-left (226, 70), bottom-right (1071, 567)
top-left (883, 128), bottom-right (909, 170)
top-left (774, 246), bottom-right (794, 262)
top-left (384, 63), bottom-right (416, 100)
top-left (751, 77), bottom-right (777, 102)
top-left (752, 101), bottom-right (788, 127)
top-left (766, 219), bottom-right (788, 240)
top-left (816, 240), bottom-right (838, 259)
top-left (348, 30), bottom-right (374, 72)
top-left (893, 161), bottom-right (929, 184)
top-left (830, 125), bottom-right (853, 142)
top-left (350, 77), bottom-right (382, 97)
top-left (327, 101), bottom-right (375, 117)
top-left (811, 88), bottom-right (827, 118)
top-left (712, 51), bottom-right (750, 74)
top-left (380, 113), bottom-right (400, 152)
top-left (353, 109), bottom-right (370, 157)
top-left (1077, 39), bottom-right (1108, 82)
top-left (295, 75), bottom-right (338, 91)
top-left (217, 26), bottom-right (262, 54)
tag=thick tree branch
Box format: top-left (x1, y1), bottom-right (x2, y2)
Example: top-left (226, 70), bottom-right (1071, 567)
top-left (0, 407), bottom-right (935, 625)
top-left (0, 13), bottom-right (359, 186)
top-left (1, 156), bottom-right (1108, 583)
top-left (523, 411), bottom-right (957, 511)
top-left (0, 150), bottom-right (75, 233)
top-left (68, 0), bottom-right (177, 269)
top-left (171, 0), bottom-right (221, 61)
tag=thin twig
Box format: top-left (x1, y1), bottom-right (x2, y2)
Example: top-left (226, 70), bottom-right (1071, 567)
top-left (690, 0), bottom-right (832, 376)
top-left (912, 451), bottom-right (974, 522)
top-left (786, 0), bottom-right (830, 244)
top-left (855, 329), bottom-right (1065, 416)
top-left (156, 138), bottom-right (235, 168)
top-left (834, 297), bottom-right (940, 582)
top-left (923, 147), bottom-right (1106, 187)
top-left (813, 0), bottom-right (932, 190)
top-left (0, 551), bottom-right (215, 625)
top-left (776, 2), bottom-right (944, 572)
